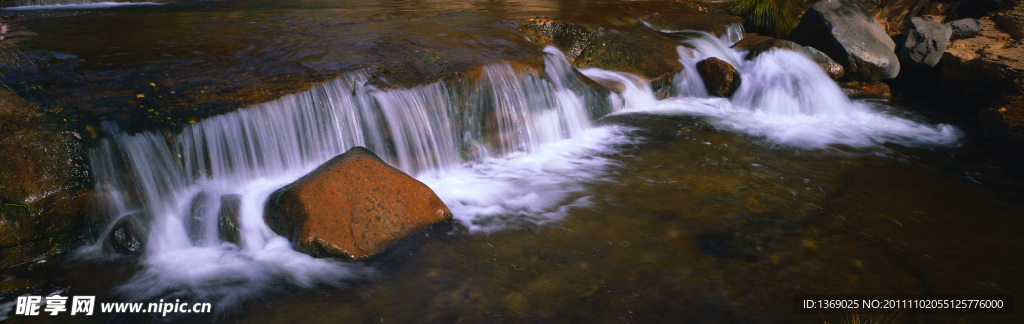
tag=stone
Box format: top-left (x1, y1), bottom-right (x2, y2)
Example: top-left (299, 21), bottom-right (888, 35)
top-left (0, 89), bottom-right (88, 266)
top-left (938, 16), bottom-right (1024, 109)
top-left (218, 194), bottom-right (241, 245)
top-left (264, 147), bottom-right (452, 259)
top-left (789, 0), bottom-right (900, 81)
top-left (744, 38), bottom-right (845, 80)
top-left (993, 7), bottom-right (1024, 41)
top-left (103, 216), bottom-right (146, 255)
top-left (839, 80), bottom-right (892, 100)
top-left (186, 191), bottom-right (213, 244)
top-left (946, 18), bottom-right (983, 41)
top-left (899, 17), bottom-right (952, 69)
top-left (921, 2), bottom-right (951, 16)
top-left (976, 101), bottom-right (1024, 154)
top-left (696, 57), bottom-right (741, 97)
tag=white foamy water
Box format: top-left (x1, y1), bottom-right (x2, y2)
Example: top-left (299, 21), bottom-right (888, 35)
top-left (86, 47), bottom-right (624, 306)
top-left (421, 126), bottom-right (633, 232)
top-left (583, 28), bottom-right (962, 149)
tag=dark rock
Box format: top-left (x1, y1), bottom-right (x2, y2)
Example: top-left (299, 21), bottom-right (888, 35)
top-left (977, 101), bottom-right (1024, 154)
top-left (0, 89), bottom-right (88, 267)
top-left (696, 57), bottom-right (741, 97)
top-left (186, 192), bottom-right (213, 244)
top-left (104, 216), bottom-right (145, 255)
top-left (789, 0), bottom-right (900, 81)
top-left (840, 81), bottom-right (892, 100)
top-left (744, 38), bottom-right (845, 80)
top-left (899, 17), bottom-right (952, 69)
top-left (946, 18), bottom-right (983, 40)
top-left (264, 147), bottom-right (452, 259)
top-left (217, 194), bottom-right (241, 245)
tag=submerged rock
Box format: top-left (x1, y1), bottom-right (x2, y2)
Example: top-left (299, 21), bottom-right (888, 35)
top-left (789, 0), bottom-right (900, 81)
top-left (218, 194), bottom-right (241, 245)
top-left (899, 17), bottom-right (952, 69)
top-left (946, 18), bottom-right (983, 40)
top-left (742, 37), bottom-right (844, 80)
top-left (696, 57), bottom-right (740, 97)
top-left (104, 216), bottom-right (146, 255)
top-left (839, 81), bottom-right (892, 100)
top-left (264, 147), bottom-right (452, 259)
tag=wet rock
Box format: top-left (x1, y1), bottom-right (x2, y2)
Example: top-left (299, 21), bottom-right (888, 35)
top-left (731, 34), bottom-right (774, 51)
top-left (789, 0), bottom-right (900, 81)
top-left (518, 19), bottom-right (682, 82)
top-left (899, 17), bottom-right (952, 69)
top-left (264, 147), bottom-right (452, 259)
top-left (638, 10), bottom-right (744, 39)
top-left (103, 216), bottom-right (146, 255)
top-left (217, 194), bottom-right (241, 245)
top-left (0, 89), bottom-right (88, 267)
top-left (696, 231), bottom-right (770, 263)
top-left (744, 38), bottom-right (845, 80)
top-left (976, 101), bottom-right (1024, 154)
top-left (946, 18), bottom-right (984, 40)
top-left (696, 57), bottom-right (740, 97)
top-left (840, 81), bottom-right (892, 100)
top-left (186, 192), bottom-right (213, 244)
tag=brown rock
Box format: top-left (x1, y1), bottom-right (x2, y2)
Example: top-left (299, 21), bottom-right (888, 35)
top-left (840, 81), bottom-right (892, 100)
top-left (938, 16), bottom-right (1024, 109)
top-left (731, 34), bottom-right (773, 51)
top-left (696, 57), bottom-right (740, 97)
top-left (976, 101), bottom-right (1024, 153)
top-left (264, 147), bottom-right (452, 259)
top-left (0, 89), bottom-right (88, 266)
top-left (921, 2), bottom-right (951, 16)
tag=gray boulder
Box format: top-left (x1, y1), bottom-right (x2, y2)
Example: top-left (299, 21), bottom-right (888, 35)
top-left (788, 0), bottom-right (900, 81)
top-left (946, 18), bottom-right (983, 40)
top-left (899, 17), bottom-right (952, 68)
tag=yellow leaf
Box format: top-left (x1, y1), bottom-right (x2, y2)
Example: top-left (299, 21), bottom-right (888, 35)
top-left (149, 83), bottom-right (156, 87)
top-left (136, 94), bottom-right (145, 98)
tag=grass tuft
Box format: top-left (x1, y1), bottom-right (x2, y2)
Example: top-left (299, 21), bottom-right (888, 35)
top-left (730, 0), bottom-right (800, 38)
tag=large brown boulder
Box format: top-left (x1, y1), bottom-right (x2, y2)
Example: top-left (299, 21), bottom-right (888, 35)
top-left (789, 0), bottom-right (900, 81)
top-left (696, 57), bottom-right (741, 97)
top-left (938, 16), bottom-right (1024, 109)
top-left (0, 89), bottom-right (89, 266)
top-left (264, 147), bottom-right (452, 259)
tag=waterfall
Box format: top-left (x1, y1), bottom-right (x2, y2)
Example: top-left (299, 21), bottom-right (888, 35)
top-left (591, 26), bottom-right (963, 149)
top-left (86, 46), bottom-right (629, 305)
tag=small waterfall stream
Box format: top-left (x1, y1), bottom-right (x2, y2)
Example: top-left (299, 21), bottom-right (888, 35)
top-left (84, 23), bottom-right (963, 306)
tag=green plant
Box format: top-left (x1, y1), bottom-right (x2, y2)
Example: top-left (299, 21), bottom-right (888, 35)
top-left (730, 0), bottom-right (800, 38)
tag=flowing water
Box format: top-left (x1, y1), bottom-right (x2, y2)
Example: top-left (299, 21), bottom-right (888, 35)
top-left (1, 1), bottom-right (1022, 323)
